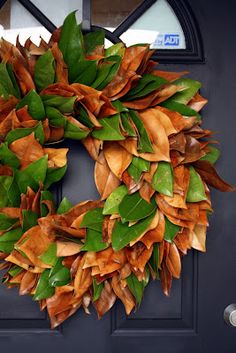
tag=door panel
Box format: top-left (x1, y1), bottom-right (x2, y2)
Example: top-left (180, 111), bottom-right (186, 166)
top-left (0, 1), bottom-right (235, 353)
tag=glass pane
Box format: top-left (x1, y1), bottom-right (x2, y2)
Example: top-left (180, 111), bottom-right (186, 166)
top-left (92, 0), bottom-right (143, 31)
top-left (0, 0), bottom-right (83, 45)
top-left (120, 0), bottom-right (186, 49)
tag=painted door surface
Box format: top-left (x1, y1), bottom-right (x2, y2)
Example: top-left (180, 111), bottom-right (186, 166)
top-left (0, 1), bottom-right (235, 352)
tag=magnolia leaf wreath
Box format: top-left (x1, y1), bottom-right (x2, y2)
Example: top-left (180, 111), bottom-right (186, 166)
top-left (0, 12), bottom-right (234, 328)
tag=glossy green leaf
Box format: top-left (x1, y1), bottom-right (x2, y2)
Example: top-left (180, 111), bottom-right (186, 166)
top-left (40, 190), bottom-right (55, 217)
top-left (112, 212), bottom-right (155, 251)
top-left (33, 269), bottom-right (55, 300)
top-left (92, 114), bottom-right (125, 141)
top-left (40, 243), bottom-right (57, 266)
top-left (160, 100), bottom-right (200, 120)
top-left (44, 165), bottom-right (67, 189)
top-left (126, 272), bottom-right (145, 305)
top-left (34, 50), bottom-right (55, 91)
top-left (16, 89), bottom-right (45, 120)
top-left (0, 176), bottom-right (15, 207)
top-left (186, 166), bottom-right (207, 202)
top-left (164, 217), bottom-right (180, 243)
top-left (105, 43), bottom-right (125, 57)
top-left (0, 227), bottom-right (23, 254)
top-left (5, 122), bottom-right (44, 145)
top-left (93, 278), bottom-right (104, 302)
top-left (152, 162), bottom-right (173, 197)
top-left (49, 258), bottom-right (71, 287)
top-left (119, 192), bottom-right (156, 223)
top-left (64, 120), bottom-right (89, 140)
top-left (6, 64), bottom-right (21, 99)
top-left (124, 74), bottom-right (168, 101)
top-left (80, 208), bottom-right (104, 232)
top-left (112, 100), bottom-right (129, 113)
top-left (74, 59), bottom-right (97, 85)
top-left (0, 142), bottom-right (20, 168)
top-left (45, 106), bottom-right (66, 127)
top-left (149, 243), bottom-right (159, 279)
top-left (42, 95), bottom-right (76, 113)
top-left (92, 55), bottom-right (121, 90)
top-left (15, 155), bottom-right (48, 193)
top-left (120, 112), bottom-right (136, 137)
top-left (0, 62), bottom-right (19, 98)
top-left (200, 145), bottom-right (220, 165)
top-left (81, 228), bottom-right (108, 252)
top-left (129, 110), bottom-right (153, 153)
top-left (58, 11), bottom-right (84, 82)
top-left (22, 210), bottom-right (38, 232)
top-left (0, 214), bottom-right (18, 231)
top-left (57, 197), bottom-right (73, 214)
top-left (103, 185), bottom-right (128, 215)
top-left (84, 29), bottom-right (105, 55)
top-left (128, 156), bottom-right (150, 182)
top-left (8, 265), bottom-right (23, 277)
top-left (171, 78), bottom-right (201, 104)
top-left (74, 103), bottom-right (94, 128)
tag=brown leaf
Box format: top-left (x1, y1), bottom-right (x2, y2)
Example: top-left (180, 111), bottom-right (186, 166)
top-left (103, 142), bottom-right (132, 179)
top-left (141, 211), bottom-right (165, 248)
top-left (19, 271), bottom-right (37, 295)
top-left (56, 241), bottom-right (82, 257)
top-left (166, 243), bottom-right (181, 278)
top-left (190, 224), bottom-right (207, 252)
top-left (94, 151), bottom-right (120, 200)
top-left (44, 147), bottom-right (68, 168)
top-left (111, 275), bottom-right (135, 315)
top-left (51, 43), bottom-right (68, 84)
top-left (160, 262), bottom-right (172, 296)
top-left (94, 280), bottom-right (116, 319)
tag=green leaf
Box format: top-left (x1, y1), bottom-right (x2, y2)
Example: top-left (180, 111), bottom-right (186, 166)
top-left (186, 166), bottom-right (207, 202)
top-left (5, 122), bottom-right (44, 145)
top-left (0, 142), bottom-right (20, 168)
top-left (84, 29), bottom-right (105, 55)
top-left (149, 243), bottom-right (159, 279)
top-left (112, 212), bottom-right (155, 251)
top-left (16, 90), bottom-right (45, 120)
top-left (105, 43), bottom-right (125, 57)
top-left (103, 185), bottom-right (128, 215)
top-left (75, 103), bottom-right (94, 128)
top-left (172, 78), bottom-right (201, 104)
top-left (152, 162), bottom-right (173, 197)
top-left (49, 258), bottom-right (71, 287)
top-left (40, 243), bottom-right (57, 266)
top-left (92, 114), bottom-right (125, 141)
top-left (119, 192), bottom-right (156, 223)
top-left (33, 269), bottom-right (55, 300)
top-left (126, 272), bottom-right (145, 305)
top-left (81, 228), bottom-right (108, 252)
top-left (57, 197), bottom-right (73, 214)
top-left (0, 214), bottom-right (18, 231)
top-left (200, 145), bottom-right (220, 165)
top-left (34, 50), bottom-right (55, 91)
top-left (22, 210), bottom-right (38, 232)
top-left (44, 165), bottom-right (67, 189)
top-left (129, 110), bottom-right (153, 153)
top-left (164, 217), bottom-right (180, 243)
top-left (112, 100), bottom-right (129, 113)
top-left (92, 55), bottom-right (121, 90)
top-left (15, 155), bottom-right (48, 193)
top-left (40, 190), bottom-right (55, 217)
top-left (128, 156), bottom-right (150, 182)
top-left (120, 112), bottom-right (136, 137)
top-left (0, 63), bottom-right (19, 98)
top-left (80, 208), bottom-right (104, 232)
top-left (124, 74), bottom-right (168, 101)
top-left (0, 176), bottom-right (15, 207)
top-left (58, 11), bottom-right (84, 82)
top-left (3, 175), bottom-right (20, 207)
top-left (6, 64), bottom-right (21, 99)
top-left (0, 227), bottom-right (23, 254)
top-left (74, 59), bottom-right (97, 86)
top-left (93, 278), bottom-right (104, 301)
top-left (64, 120), bottom-right (89, 140)
top-left (45, 106), bottom-right (66, 127)
top-left (42, 95), bottom-right (77, 113)
top-left (160, 100), bottom-right (200, 120)
top-left (8, 265), bottom-right (23, 277)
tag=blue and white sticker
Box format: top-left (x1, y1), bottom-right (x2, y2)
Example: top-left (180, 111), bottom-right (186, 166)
top-left (152, 33), bottom-right (182, 49)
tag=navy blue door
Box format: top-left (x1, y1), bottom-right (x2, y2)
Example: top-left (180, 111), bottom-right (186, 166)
top-left (0, 1), bottom-right (235, 352)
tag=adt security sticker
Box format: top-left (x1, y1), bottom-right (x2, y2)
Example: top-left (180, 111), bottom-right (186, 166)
top-left (152, 33), bottom-right (181, 49)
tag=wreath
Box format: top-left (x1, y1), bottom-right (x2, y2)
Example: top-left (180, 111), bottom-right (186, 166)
top-left (0, 12), bottom-right (233, 328)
